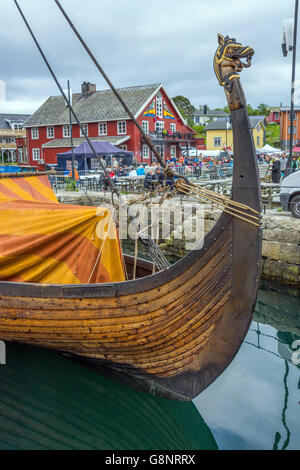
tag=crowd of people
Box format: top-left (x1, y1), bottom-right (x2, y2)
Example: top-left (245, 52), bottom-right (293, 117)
top-left (258, 152), bottom-right (300, 183)
top-left (75, 151), bottom-right (300, 189)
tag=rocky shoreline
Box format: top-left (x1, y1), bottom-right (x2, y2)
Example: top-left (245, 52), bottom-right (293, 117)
top-left (57, 191), bottom-right (300, 286)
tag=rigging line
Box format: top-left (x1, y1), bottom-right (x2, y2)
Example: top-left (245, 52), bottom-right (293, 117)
top-left (14, 0), bottom-right (170, 271)
top-left (53, 0), bottom-right (189, 184)
top-left (13, 0), bottom-right (116, 196)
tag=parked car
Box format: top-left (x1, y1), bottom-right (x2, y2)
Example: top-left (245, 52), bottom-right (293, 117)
top-left (280, 170), bottom-right (300, 218)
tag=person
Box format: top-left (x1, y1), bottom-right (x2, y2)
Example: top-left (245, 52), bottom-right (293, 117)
top-left (128, 166), bottom-right (137, 178)
top-left (99, 156), bottom-right (107, 169)
top-left (291, 156), bottom-right (299, 172)
top-left (144, 169), bottom-right (155, 190)
top-left (107, 167), bottom-right (115, 179)
top-left (136, 165), bottom-right (145, 176)
top-left (280, 152), bottom-right (288, 177)
top-left (112, 157), bottom-right (118, 169)
top-left (154, 167), bottom-right (166, 186)
top-left (68, 168), bottom-right (79, 180)
top-left (271, 156), bottom-right (281, 183)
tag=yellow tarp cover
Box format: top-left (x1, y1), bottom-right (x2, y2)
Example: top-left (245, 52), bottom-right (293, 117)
top-left (0, 175), bottom-right (125, 284)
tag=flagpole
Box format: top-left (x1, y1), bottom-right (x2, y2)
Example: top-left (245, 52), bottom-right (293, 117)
top-left (288, 0), bottom-right (299, 173)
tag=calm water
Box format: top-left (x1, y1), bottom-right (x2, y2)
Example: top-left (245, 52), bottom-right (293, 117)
top-left (0, 280), bottom-right (299, 450)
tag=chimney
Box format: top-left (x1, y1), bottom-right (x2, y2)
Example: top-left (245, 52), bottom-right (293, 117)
top-left (81, 81), bottom-right (96, 96)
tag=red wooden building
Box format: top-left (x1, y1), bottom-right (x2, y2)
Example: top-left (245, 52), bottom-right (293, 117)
top-left (266, 107), bottom-right (280, 125)
top-left (24, 82), bottom-right (198, 169)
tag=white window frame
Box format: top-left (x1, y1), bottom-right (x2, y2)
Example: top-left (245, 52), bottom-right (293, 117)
top-left (170, 145), bottom-right (176, 158)
top-left (213, 137), bottom-right (222, 147)
top-left (155, 121), bottom-right (164, 133)
top-left (63, 125), bottom-right (71, 138)
top-left (47, 126), bottom-right (55, 139)
top-left (170, 123), bottom-right (176, 133)
top-left (23, 148), bottom-right (28, 164)
top-left (117, 121), bottom-right (127, 135)
top-left (32, 148), bottom-right (40, 161)
top-left (31, 128), bottom-right (39, 140)
top-left (142, 121), bottom-right (149, 135)
top-left (80, 124), bottom-right (88, 137)
top-left (156, 95), bottom-right (163, 119)
top-left (142, 144), bottom-right (150, 160)
top-left (98, 122), bottom-right (107, 136)
top-left (257, 136), bottom-right (260, 147)
top-left (120, 145), bottom-right (128, 151)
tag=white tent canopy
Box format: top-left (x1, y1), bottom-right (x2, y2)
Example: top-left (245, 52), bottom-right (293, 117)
top-left (258, 144), bottom-right (282, 153)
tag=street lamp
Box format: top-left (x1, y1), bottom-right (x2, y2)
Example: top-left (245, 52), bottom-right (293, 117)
top-left (282, 0), bottom-right (299, 174)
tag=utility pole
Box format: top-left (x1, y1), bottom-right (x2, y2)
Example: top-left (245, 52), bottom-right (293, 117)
top-left (67, 80), bottom-right (75, 179)
top-left (283, 1), bottom-right (299, 174)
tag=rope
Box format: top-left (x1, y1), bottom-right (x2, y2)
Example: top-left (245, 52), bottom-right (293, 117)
top-left (176, 181), bottom-right (261, 227)
top-left (87, 211), bottom-right (114, 284)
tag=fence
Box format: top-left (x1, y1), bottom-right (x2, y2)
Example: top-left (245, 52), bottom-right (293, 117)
top-left (49, 165), bottom-right (283, 209)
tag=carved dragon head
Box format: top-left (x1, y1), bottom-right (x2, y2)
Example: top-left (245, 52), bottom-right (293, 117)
top-left (214, 34), bottom-right (254, 93)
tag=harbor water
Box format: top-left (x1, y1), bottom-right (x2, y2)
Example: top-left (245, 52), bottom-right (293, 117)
top-left (0, 280), bottom-right (299, 450)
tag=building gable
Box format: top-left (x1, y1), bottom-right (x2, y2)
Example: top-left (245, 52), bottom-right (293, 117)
top-left (137, 86), bottom-right (187, 126)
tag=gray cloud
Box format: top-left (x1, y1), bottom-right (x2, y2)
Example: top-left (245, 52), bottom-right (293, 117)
top-left (0, 0), bottom-right (298, 114)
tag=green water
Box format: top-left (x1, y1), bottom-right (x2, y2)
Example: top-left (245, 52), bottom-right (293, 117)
top-left (0, 280), bottom-right (299, 450)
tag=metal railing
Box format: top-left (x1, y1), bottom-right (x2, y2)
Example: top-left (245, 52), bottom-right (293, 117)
top-left (148, 131), bottom-right (195, 141)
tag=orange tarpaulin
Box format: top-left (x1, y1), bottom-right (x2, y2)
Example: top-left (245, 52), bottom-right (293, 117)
top-left (0, 176), bottom-right (125, 284)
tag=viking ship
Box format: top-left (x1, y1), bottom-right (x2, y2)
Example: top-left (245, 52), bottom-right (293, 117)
top-left (0, 3), bottom-right (262, 401)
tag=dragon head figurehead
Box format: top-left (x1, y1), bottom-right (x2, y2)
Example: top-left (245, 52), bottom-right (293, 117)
top-left (214, 34), bottom-right (254, 93)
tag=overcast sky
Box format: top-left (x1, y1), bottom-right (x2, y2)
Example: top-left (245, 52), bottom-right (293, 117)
top-left (0, 0), bottom-right (299, 115)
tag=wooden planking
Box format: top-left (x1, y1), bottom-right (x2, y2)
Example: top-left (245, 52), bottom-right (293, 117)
top-left (0, 223), bottom-right (232, 312)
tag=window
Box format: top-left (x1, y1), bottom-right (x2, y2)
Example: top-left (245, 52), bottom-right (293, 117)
top-left (98, 122), bottom-right (107, 136)
top-left (142, 121), bottom-right (149, 135)
top-left (289, 113), bottom-right (296, 121)
top-left (170, 123), bottom-right (176, 133)
top-left (117, 121), bottom-right (127, 135)
top-left (194, 116), bottom-right (200, 124)
top-left (23, 148), bottom-right (28, 164)
top-left (47, 126), bottom-right (55, 139)
top-left (142, 144), bottom-right (150, 160)
top-left (13, 123), bottom-right (23, 130)
top-left (170, 145), bottom-right (176, 158)
top-left (213, 137), bottom-right (222, 147)
top-left (155, 121), bottom-right (164, 133)
top-left (288, 126), bottom-right (296, 135)
top-left (63, 125), bottom-right (71, 138)
top-left (32, 148), bottom-right (40, 161)
top-left (120, 145), bottom-right (127, 151)
top-left (257, 136), bottom-right (260, 147)
top-left (31, 128), bottom-right (39, 139)
top-left (156, 94), bottom-right (163, 118)
top-left (155, 144), bottom-right (164, 158)
top-left (80, 124), bottom-right (88, 137)
top-left (275, 113), bottom-right (279, 119)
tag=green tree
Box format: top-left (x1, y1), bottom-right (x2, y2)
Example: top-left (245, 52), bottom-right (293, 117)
top-left (172, 95), bottom-right (196, 122)
top-left (257, 103), bottom-right (271, 116)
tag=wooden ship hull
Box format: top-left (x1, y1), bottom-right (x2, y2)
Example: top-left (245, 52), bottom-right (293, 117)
top-left (0, 34), bottom-right (262, 400)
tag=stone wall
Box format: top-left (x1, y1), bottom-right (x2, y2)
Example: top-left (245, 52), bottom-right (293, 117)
top-left (57, 192), bottom-right (300, 286)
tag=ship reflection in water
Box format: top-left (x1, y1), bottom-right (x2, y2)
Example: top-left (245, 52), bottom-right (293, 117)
top-left (0, 342), bottom-right (217, 450)
top-left (0, 280), bottom-right (299, 450)
top-left (194, 280), bottom-right (300, 450)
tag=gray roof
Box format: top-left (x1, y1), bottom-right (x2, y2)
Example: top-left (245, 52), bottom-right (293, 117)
top-left (42, 136), bottom-right (130, 149)
top-left (206, 115), bottom-right (266, 130)
top-left (0, 113), bottom-right (30, 129)
top-left (194, 110), bottom-right (228, 117)
top-left (25, 83), bottom-right (161, 128)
